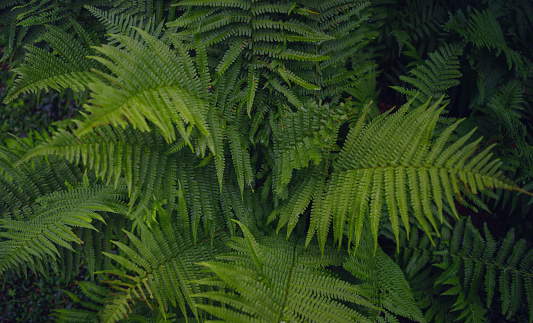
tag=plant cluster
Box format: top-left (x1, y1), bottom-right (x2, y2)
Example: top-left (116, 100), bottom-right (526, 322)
top-left (0, 0), bottom-right (532, 322)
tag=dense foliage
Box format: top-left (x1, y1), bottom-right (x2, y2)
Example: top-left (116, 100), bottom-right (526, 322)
top-left (1, 0), bottom-right (532, 322)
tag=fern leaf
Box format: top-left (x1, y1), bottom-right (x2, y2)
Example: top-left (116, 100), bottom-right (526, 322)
top-left (344, 226), bottom-right (425, 322)
top-left (228, 125), bottom-right (253, 198)
top-left (0, 183), bottom-right (126, 276)
top-left (308, 96), bottom-right (532, 253)
top-left (432, 219), bottom-right (533, 321)
top-left (4, 25), bottom-right (98, 103)
top-left (391, 43), bottom-right (463, 106)
top-left (194, 221), bottom-right (379, 323)
top-left (96, 213), bottom-right (229, 322)
top-left (75, 30), bottom-right (209, 142)
top-left (445, 8), bottom-right (531, 77)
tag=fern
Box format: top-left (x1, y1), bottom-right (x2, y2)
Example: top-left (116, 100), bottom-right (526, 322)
top-left (0, 182), bottom-right (127, 276)
top-left (1, 1), bottom-right (533, 322)
top-left (445, 8), bottom-right (532, 78)
top-left (306, 96), bottom-right (532, 253)
top-left (56, 189), bottom-right (230, 323)
top-left (169, 0), bottom-right (377, 110)
top-left (0, 0), bottom-right (113, 64)
top-left (344, 224), bottom-right (425, 322)
top-left (435, 219), bottom-right (533, 321)
top-left (391, 42), bottom-right (463, 106)
top-left (96, 220), bottom-right (229, 322)
top-left (193, 220), bottom-right (380, 323)
top-left (4, 24), bottom-right (100, 103)
top-left (75, 29), bottom-right (210, 142)
top-left (392, 217), bottom-right (533, 322)
top-left (84, 5), bottom-right (165, 47)
top-left (0, 135), bottom-right (129, 276)
top-left (17, 124), bottom-right (230, 243)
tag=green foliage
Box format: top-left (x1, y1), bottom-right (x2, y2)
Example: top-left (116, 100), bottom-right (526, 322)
top-left (195, 220), bottom-right (379, 323)
top-left (445, 8), bottom-right (531, 78)
top-left (307, 96), bottom-right (527, 254)
top-left (4, 23), bottom-right (100, 104)
top-left (344, 225), bottom-right (424, 322)
top-left (390, 218), bottom-right (533, 323)
top-left (1, 0), bottom-right (533, 322)
top-left (391, 42), bottom-right (463, 106)
top-left (0, 269), bottom-right (90, 322)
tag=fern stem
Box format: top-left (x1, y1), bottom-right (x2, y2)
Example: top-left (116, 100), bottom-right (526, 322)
top-left (314, 0), bottom-right (319, 104)
top-left (277, 245), bottom-right (297, 322)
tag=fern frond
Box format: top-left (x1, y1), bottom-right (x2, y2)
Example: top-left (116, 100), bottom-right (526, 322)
top-left (344, 225), bottom-right (425, 322)
top-left (169, 0), bottom-right (376, 111)
top-left (4, 24), bottom-right (99, 103)
top-left (391, 42), bottom-right (463, 106)
top-left (15, 125), bottom-right (227, 238)
top-left (0, 181), bottom-right (127, 276)
top-left (19, 126), bottom-right (169, 190)
top-left (228, 125), bottom-right (253, 199)
top-left (85, 5), bottom-right (164, 46)
top-left (194, 220), bottom-right (379, 323)
top-left (95, 209), bottom-right (230, 322)
top-left (445, 8), bottom-right (531, 78)
top-left (177, 0), bottom-right (250, 10)
top-left (437, 219), bottom-right (533, 321)
top-left (307, 96), bottom-right (532, 253)
top-left (0, 131), bottom-right (85, 213)
top-left (75, 29), bottom-right (209, 142)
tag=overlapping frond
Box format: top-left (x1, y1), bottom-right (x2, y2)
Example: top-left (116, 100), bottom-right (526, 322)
top-left (85, 5), bottom-right (165, 47)
top-left (391, 42), bottom-right (463, 106)
top-left (445, 8), bottom-right (532, 78)
top-left (75, 29), bottom-right (210, 142)
top-left (0, 132), bottom-right (132, 278)
top-left (4, 24), bottom-right (100, 103)
top-left (1, 1), bottom-right (533, 322)
top-left (0, 132), bottom-right (85, 214)
top-left (0, 0), bottom-right (114, 65)
top-left (193, 220), bottom-right (379, 323)
top-left (15, 124), bottom-right (227, 240)
top-left (389, 222), bottom-right (458, 323)
top-left (169, 0), bottom-right (377, 110)
top-left (267, 165), bottom-right (327, 238)
top-left (0, 178), bottom-right (127, 276)
top-left (17, 125), bottom-right (176, 222)
top-left (435, 219), bottom-right (533, 322)
top-left (55, 280), bottom-right (168, 323)
top-left (91, 205), bottom-right (229, 322)
top-left (269, 100), bottom-right (339, 193)
top-left (344, 225), bottom-right (425, 322)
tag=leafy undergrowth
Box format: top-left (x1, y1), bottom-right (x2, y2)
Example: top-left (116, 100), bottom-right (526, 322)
top-left (0, 59), bottom-right (78, 145)
top-left (0, 48), bottom-right (84, 322)
top-left (0, 267), bottom-right (90, 322)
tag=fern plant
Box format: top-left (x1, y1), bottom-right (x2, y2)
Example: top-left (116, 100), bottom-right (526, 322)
top-left (1, 1), bottom-right (533, 322)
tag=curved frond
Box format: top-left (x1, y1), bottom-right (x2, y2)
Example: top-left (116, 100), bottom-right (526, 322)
top-left (391, 42), bottom-right (463, 106)
top-left (0, 181), bottom-right (127, 276)
top-left (344, 225), bottom-right (425, 322)
top-left (436, 219), bottom-right (533, 321)
top-left (445, 8), bottom-right (531, 78)
top-left (75, 29), bottom-right (209, 142)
